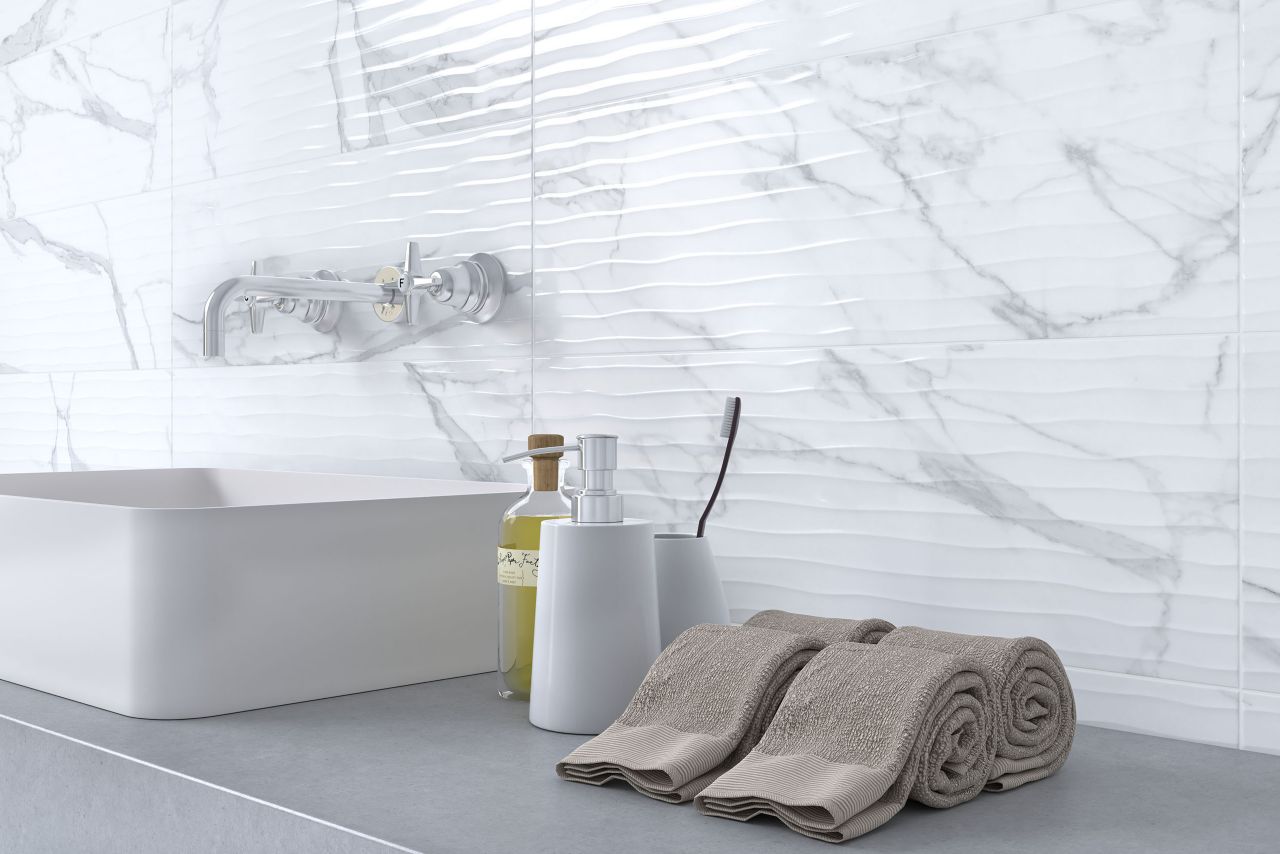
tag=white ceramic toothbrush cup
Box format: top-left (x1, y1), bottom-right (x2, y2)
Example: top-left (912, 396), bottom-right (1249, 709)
top-left (654, 533), bottom-right (730, 647)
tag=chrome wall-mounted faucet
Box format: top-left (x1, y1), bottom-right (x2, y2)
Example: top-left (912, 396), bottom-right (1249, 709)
top-left (201, 242), bottom-right (506, 358)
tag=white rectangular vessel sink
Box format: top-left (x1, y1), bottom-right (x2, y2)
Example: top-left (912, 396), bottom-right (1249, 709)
top-left (0, 468), bottom-right (520, 719)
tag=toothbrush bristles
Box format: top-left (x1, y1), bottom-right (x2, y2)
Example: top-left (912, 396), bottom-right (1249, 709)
top-left (720, 396), bottom-right (740, 438)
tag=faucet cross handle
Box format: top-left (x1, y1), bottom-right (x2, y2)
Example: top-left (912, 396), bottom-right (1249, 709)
top-left (399, 241), bottom-right (424, 324)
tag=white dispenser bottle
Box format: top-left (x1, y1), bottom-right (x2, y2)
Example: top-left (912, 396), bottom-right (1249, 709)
top-left (503, 434), bottom-right (660, 734)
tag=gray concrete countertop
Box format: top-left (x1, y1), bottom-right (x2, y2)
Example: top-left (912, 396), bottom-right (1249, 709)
top-left (1, 673), bottom-right (1277, 853)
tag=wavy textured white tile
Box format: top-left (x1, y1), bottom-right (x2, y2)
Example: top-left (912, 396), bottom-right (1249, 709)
top-left (533, 0), bottom-right (1105, 114)
top-left (1243, 334), bottom-right (1280, 692)
top-left (0, 0), bottom-right (169, 65)
top-left (1242, 692), bottom-right (1280, 755)
top-left (1243, 0), bottom-right (1280, 331)
top-left (1068, 669), bottom-right (1238, 747)
top-left (172, 0), bottom-right (531, 183)
top-left (0, 9), bottom-right (170, 218)
top-left (172, 121), bottom-right (531, 367)
top-left (533, 0), bottom-right (1238, 354)
top-left (172, 360), bottom-right (530, 481)
top-left (0, 192), bottom-right (170, 373)
top-left (0, 370), bottom-right (171, 473)
top-left (534, 336), bottom-right (1239, 684)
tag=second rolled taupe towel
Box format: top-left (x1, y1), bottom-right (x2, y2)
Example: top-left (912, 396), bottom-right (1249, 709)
top-left (556, 624), bottom-right (824, 802)
top-left (695, 642), bottom-right (994, 843)
top-left (880, 627), bottom-right (1075, 791)
top-left (743, 609), bottom-right (895, 645)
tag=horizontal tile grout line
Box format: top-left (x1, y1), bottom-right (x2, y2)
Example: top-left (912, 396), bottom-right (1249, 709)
top-left (1065, 664), bottom-right (1243, 693)
top-left (11, 327), bottom-right (1271, 379)
top-left (0, 712), bottom-right (424, 854)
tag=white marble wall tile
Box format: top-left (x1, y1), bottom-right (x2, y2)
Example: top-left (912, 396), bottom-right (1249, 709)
top-left (1241, 692), bottom-right (1280, 755)
top-left (0, 9), bottom-right (171, 218)
top-left (1068, 669), bottom-right (1238, 748)
top-left (172, 121), bottom-right (531, 367)
top-left (534, 335), bottom-right (1239, 685)
top-left (0, 370), bottom-right (171, 473)
top-left (173, 360), bottom-right (531, 482)
top-left (0, 191), bottom-right (170, 373)
top-left (172, 0), bottom-right (531, 184)
top-left (0, 1), bottom-right (169, 65)
top-left (532, 0), bottom-right (1105, 115)
top-left (533, 0), bottom-right (1238, 355)
top-left (1243, 334), bottom-right (1280, 693)
top-left (1243, 0), bottom-right (1280, 331)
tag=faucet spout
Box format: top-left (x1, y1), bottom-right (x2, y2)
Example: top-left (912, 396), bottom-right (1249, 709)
top-left (202, 274), bottom-right (389, 359)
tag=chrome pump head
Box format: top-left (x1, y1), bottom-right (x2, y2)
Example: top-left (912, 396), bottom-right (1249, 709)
top-left (503, 434), bottom-right (622, 523)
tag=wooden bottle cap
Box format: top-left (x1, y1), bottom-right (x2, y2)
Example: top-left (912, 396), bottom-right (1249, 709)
top-left (528, 433), bottom-right (565, 492)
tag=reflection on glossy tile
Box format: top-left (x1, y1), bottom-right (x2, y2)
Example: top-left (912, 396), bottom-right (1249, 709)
top-left (172, 0), bottom-right (531, 183)
top-left (535, 336), bottom-right (1239, 684)
top-left (534, 0), bottom-right (1238, 354)
top-left (0, 371), bottom-right (171, 473)
top-left (0, 192), bottom-right (170, 373)
top-left (0, 9), bottom-right (171, 218)
top-left (1243, 334), bottom-right (1280, 692)
top-left (173, 360), bottom-right (530, 481)
top-left (532, 0), bottom-right (1104, 114)
top-left (172, 122), bottom-right (531, 367)
top-left (1243, 0), bottom-right (1280, 331)
top-left (1069, 668), bottom-right (1238, 747)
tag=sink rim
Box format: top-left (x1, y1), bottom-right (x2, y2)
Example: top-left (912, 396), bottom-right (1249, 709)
top-left (0, 467), bottom-right (525, 511)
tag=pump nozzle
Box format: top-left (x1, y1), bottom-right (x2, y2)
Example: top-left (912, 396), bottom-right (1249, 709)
top-left (503, 434), bottom-right (622, 523)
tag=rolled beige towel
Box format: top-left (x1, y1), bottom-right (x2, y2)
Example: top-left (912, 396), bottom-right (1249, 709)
top-left (880, 626), bottom-right (1075, 791)
top-left (556, 623), bottom-right (826, 802)
top-left (743, 609), bottom-right (895, 645)
top-left (695, 642), bottom-right (994, 843)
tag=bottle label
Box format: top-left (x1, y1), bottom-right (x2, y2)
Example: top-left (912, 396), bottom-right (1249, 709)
top-left (497, 548), bottom-right (539, 587)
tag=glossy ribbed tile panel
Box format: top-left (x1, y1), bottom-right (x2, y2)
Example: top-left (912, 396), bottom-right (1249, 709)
top-left (1243, 334), bottom-right (1280, 693)
top-left (0, 370), bottom-right (171, 473)
top-left (0, 8), bottom-right (171, 218)
top-left (534, 336), bottom-right (1239, 685)
top-left (0, 1), bottom-right (169, 64)
top-left (1242, 692), bottom-right (1280, 755)
top-left (533, 0), bottom-right (1238, 355)
top-left (172, 0), bottom-right (531, 183)
top-left (532, 0), bottom-right (1104, 114)
top-left (0, 192), bottom-right (170, 373)
top-left (171, 122), bottom-right (531, 367)
top-left (1243, 0), bottom-right (1280, 331)
top-left (173, 360), bottom-right (530, 481)
top-left (1068, 669), bottom-right (1238, 748)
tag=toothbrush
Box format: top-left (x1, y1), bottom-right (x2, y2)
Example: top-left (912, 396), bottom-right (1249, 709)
top-left (697, 396), bottom-right (742, 538)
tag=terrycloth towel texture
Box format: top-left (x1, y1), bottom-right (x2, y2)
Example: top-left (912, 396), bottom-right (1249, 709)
top-left (880, 626), bottom-right (1076, 791)
top-left (695, 642), bottom-right (994, 843)
top-left (556, 623), bottom-right (830, 802)
top-left (743, 609), bottom-right (896, 646)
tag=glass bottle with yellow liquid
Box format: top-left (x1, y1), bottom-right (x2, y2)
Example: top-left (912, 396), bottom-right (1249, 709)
top-left (497, 434), bottom-right (571, 700)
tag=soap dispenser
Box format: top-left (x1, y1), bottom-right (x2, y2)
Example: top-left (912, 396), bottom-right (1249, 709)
top-left (502, 434), bottom-right (661, 735)
top-left (497, 434), bottom-right (572, 700)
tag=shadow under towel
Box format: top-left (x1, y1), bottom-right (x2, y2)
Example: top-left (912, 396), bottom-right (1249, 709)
top-left (556, 624), bottom-right (829, 802)
top-left (743, 610), bottom-right (895, 645)
top-left (695, 642), bottom-right (994, 843)
top-left (880, 627), bottom-right (1076, 792)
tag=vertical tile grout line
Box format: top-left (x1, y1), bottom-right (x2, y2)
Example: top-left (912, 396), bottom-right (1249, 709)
top-left (168, 0), bottom-right (176, 471)
top-left (1236, 0), bottom-right (1246, 749)
top-left (528, 0), bottom-right (537, 436)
